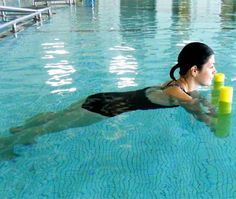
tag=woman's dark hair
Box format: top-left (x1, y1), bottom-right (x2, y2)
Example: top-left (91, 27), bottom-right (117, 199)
top-left (169, 42), bottom-right (214, 80)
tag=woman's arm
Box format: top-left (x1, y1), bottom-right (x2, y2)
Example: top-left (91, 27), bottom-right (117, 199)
top-left (189, 91), bottom-right (217, 116)
top-left (179, 98), bottom-right (216, 126)
top-left (163, 86), bottom-right (217, 127)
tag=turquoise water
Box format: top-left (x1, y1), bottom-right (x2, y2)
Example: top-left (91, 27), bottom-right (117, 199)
top-left (0, 0), bottom-right (236, 198)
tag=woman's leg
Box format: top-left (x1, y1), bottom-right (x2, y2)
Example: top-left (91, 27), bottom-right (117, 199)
top-left (6, 108), bottom-right (106, 147)
top-left (1, 99), bottom-right (108, 160)
top-left (29, 108), bottom-right (106, 135)
top-left (10, 100), bottom-right (107, 136)
top-left (1, 106), bottom-right (107, 159)
top-left (9, 99), bottom-right (102, 134)
top-left (10, 112), bottom-right (56, 134)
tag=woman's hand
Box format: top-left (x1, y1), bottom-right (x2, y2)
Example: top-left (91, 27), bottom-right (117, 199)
top-left (179, 97), bottom-right (217, 127)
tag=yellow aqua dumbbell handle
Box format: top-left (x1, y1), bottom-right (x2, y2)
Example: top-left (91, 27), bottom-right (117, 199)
top-left (214, 73), bottom-right (225, 83)
top-left (219, 86), bottom-right (233, 103)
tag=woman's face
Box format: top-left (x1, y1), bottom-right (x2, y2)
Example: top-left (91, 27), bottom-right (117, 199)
top-left (196, 55), bottom-right (216, 86)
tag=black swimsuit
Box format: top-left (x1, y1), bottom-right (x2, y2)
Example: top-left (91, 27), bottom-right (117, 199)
top-left (82, 81), bottom-right (188, 117)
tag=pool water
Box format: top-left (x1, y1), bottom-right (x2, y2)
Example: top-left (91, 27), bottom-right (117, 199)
top-left (0, 0), bottom-right (236, 198)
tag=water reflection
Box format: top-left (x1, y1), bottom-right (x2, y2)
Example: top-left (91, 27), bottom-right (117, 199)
top-left (120, 0), bottom-right (156, 41)
top-left (171, 0), bottom-right (191, 31)
top-left (218, 0), bottom-right (236, 83)
top-left (220, 0), bottom-right (236, 27)
top-left (45, 60), bottom-right (76, 91)
top-left (109, 55), bottom-right (137, 75)
top-left (2, 0), bottom-right (32, 7)
top-left (108, 53), bottom-right (138, 88)
top-left (41, 40), bottom-right (76, 94)
top-left (171, 0), bottom-right (191, 47)
top-left (118, 0), bottom-right (156, 86)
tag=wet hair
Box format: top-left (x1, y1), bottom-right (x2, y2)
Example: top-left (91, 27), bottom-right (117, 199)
top-left (169, 42), bottom-right (214, 80)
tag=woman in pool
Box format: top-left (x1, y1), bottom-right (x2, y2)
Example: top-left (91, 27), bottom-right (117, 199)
top-left (2, 42), bottom-right (217, 150)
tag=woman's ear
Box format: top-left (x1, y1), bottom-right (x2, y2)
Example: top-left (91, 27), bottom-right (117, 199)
top-left (190, 65), bottom-right (199, 77)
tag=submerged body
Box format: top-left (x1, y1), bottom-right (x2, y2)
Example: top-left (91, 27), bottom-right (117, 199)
top-left (8, 79), bottom-right (215, 139)
top-left (0, 42), bottom-right (218, 160)
top-left (9, 81), bottom-right (186, 134)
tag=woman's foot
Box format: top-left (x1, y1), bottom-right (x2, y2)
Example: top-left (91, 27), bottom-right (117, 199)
top-left (9, 126), bottom-right (24, 134)
top-left (0, 136), bottom-right (18, 160)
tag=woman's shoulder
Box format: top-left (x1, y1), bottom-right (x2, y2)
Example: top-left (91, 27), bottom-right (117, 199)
top-left (144, 81), bottom-right (173, 90)
top-left (144, 81), bottom-right (177, 93)
top-left (161, 80), bottom-right (183, 89)
top-left (161, 80), bottom-right (192, 102)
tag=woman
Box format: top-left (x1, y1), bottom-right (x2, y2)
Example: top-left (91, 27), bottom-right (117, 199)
top-left (0, 42), bottom-right (217, 158)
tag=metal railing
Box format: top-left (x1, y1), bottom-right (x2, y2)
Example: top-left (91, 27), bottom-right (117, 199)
top-left (0, 6), bottom-right (51, 33)
top-left (33, 0), bottom-right (76, 6)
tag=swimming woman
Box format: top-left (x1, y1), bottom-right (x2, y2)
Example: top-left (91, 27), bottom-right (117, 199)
top-left (0, 42), bottom-right (217, 158)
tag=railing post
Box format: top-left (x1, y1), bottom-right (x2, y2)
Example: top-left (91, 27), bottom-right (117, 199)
top-left (12, 23), bottom-right (17, 33)
top-left (1, 11), bottom-right (6, 21)
top-left (17, 0), bottom-right (21, 7)
top-left (48, 7), bottom-right (52, 16)
top-left (39, 12), bottom-right (42, 21)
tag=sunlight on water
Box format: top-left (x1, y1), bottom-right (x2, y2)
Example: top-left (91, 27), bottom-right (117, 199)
top-left (109, 55), bottom-right (138, 88)
top-left (109, 45), bottom-right (136, 51)
top-left (45, 60), bottom-right (76, 92)
top-left (41, 40), bottom-right (77, 94)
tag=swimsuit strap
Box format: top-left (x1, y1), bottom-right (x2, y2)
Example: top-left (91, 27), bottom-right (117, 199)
top-left (162, 80), bottom-right (189, 95)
